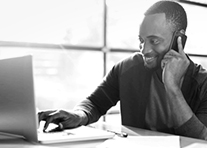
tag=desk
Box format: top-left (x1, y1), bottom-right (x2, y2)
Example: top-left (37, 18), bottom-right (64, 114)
top-left (0, 122), bottom-right (207, 148)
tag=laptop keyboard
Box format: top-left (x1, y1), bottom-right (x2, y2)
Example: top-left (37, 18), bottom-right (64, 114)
top-left (38, 130), bottom-right (74, 137)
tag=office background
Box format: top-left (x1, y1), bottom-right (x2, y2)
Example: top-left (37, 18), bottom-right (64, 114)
top-left (0, 0), bottom-right (206, 123)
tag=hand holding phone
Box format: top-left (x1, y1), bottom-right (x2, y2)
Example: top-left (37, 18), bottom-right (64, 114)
top-left (169, 30), bottom-right (187, 52)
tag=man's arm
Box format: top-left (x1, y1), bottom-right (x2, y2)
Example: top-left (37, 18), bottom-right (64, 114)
top-left (38, 64), bottom-right (120, 130)
top-left (165, 84), bottom-right (207, 139)
top-left (174, 76), bottom-right (207, 140)
top-left (74, 99), bottom-right (104, 125)
top-left (162, 37), bottom-right (207, 139)
top-left (163, 62), bottom-right (207, 139)
top-left (74, 65), bottom-right (120, 124)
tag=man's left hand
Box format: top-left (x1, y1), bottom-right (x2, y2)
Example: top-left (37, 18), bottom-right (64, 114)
top-left (161, 36), bottom-right (190, 90)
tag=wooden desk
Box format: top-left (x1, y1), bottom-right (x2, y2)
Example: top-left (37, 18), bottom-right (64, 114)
top-left (0, 122), bottom-right (207, 148)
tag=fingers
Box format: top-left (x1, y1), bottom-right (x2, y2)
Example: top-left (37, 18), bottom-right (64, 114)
top-left (38, 110), bottom-right (82, 132)
top-left (177, 36), bottom-right (183, 51)
top-left (58, 122), bottom-right (64, 130)
top-left (177, 36), bottom-right (186, 57)
top-left (164, 37), bottom-right (185, 60)
top-left (38, 110), bottom-right (55, 123)
top-left (43, 111), bottom-right (64, 131)
top-left (161, 50), bottom-right (179, 70)
top-left (43, 123), bottom-right (64, 133)
top-left (38, 110), bottom-right (63, 131)
top-left (161, 57), bottom-right (168, 69)
top-left (167, 36), bottom-right (185, 57)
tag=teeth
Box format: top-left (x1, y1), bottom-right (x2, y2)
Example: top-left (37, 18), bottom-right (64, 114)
top-left (146, 57), bottom-right (153, 60)
top-left (145, 57), bottom-right (155, 62)
top-left (146, 57), bottom-right (154, 60)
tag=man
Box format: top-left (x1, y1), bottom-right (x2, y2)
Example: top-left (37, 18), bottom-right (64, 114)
top-left (38, 0), bottom-right (207, 140)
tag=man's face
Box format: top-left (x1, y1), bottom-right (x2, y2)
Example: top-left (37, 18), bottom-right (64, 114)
top-left (139, 13), bottom-right (173, 70)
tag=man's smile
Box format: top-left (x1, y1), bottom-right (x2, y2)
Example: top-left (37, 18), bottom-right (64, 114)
top-left (144, 56), bottom-right (157, 64)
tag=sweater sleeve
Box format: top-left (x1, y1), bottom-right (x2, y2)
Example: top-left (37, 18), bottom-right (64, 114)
top-left (73, 99), bottom-right (103, 125)
top-left (73, 65), bottom-right (120, 125)
top-left (174, 114), bottom-right (207, 140)
top-left (174, 76), bottom-right (207, 140)
top-left (174, 62), bottom-right (207, 140)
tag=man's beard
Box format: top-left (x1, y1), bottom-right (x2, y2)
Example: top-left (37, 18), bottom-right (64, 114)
top-left (143, 54), bottom-right (165, 71)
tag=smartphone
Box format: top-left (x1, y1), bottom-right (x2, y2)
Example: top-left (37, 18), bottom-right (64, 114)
top-left (169, 30), bottom-right (187, 52)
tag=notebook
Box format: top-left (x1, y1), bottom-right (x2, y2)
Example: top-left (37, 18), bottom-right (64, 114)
top-left (0, 55), bottom-right (114, 144)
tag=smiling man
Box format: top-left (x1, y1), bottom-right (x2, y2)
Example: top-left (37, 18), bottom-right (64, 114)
top-left (139, 13), bottom-right (173, 69)
top-left (39, 0), bottom-right (207, 140)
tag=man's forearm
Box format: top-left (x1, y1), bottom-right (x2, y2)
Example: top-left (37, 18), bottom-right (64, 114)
top-left (165, 86), bottom-right (207, 139)
top-left (74, 110), bottom-right (89, 126)
top-left (74, 99), bottom-right (102, 125)
top-left (166, 84), bottom-right (193, 127)
top-left (174, 114), bottom-right (207, 140)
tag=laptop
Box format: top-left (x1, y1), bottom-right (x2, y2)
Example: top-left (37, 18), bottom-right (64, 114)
top-left (0, 55), bottom-right (114, 144)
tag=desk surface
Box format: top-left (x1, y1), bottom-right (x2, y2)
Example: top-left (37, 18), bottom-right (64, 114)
top-left (0, 122), bottom-right (207, 148)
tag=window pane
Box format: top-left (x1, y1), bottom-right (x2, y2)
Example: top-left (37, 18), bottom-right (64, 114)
top-left (181, 3), bottom-right (207, 54)
top-left (0, 47), bottom-right (103, 110)
top-left (106, 52), bottom-right (133, 73)
top-left (107, 0), bottom-right (158, 49)
top-left (0, 0), bottom-right (103, 46)
top-left (190, 56), bottom-right (207, 69)
top-left (107, 0), bottom-right (207, 55)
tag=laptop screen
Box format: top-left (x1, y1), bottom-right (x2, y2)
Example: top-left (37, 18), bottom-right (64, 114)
top-left (0, 55), bottom-right (38, 142)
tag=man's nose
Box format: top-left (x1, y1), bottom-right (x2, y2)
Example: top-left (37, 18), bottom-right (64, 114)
top-left (141, 42), bottom-right (152, 55)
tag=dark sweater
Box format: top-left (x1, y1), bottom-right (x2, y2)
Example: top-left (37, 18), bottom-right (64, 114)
top-left (75, 52), bottom-right (207, 140)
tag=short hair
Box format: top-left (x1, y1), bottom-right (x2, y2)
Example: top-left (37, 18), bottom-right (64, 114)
top-left (144, 0), bottom-right (187, 32)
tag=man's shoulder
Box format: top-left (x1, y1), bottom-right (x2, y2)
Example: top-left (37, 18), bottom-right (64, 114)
top-left (118, 52), bottom-right (143, 66)
top-left (189, 62), bottom-right (207, 101)
top-left (192, 62), bottom-right (207, 85)
top-left (116, 52), bottom-right (144, 72)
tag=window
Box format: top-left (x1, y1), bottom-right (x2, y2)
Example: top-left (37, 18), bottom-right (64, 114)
top-left (180, 2), bottom-right (207, 55)
top-left (0, 0), bottom-right (207, 112)
top-left (0, 0), bottom-right (104, 110)
top-left (0, 0), bottom-right (103, 46)
top-left (107, 0), bottom-right (158, 49)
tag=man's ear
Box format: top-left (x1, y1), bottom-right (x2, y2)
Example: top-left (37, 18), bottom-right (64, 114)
top-left (179, 29), bottom-right (185, 35)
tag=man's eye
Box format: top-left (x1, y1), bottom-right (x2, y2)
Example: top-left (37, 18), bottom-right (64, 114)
top-left (138, 37), bottom-right (144, 44)
top-left (150, 39), bottom-right (160, 45)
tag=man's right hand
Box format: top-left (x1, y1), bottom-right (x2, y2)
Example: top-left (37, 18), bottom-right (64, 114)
top-left (38, 110), bottom-right (88, 132)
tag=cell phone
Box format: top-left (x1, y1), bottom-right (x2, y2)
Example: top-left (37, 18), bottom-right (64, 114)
top-left (169, 30), bottom-right (187, 52)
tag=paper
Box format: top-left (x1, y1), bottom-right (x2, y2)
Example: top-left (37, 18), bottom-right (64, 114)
top-left (97, 135), bottom-right (180, 148)
top-left (184, 143), bottom-right (207, 148)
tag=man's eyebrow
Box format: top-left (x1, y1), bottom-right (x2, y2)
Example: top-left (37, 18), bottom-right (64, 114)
top-left (138, 35), bottom-right (162, 39)
top-left (147, 35), bottom-right (161, 39)
top-left (138, 35), bottom-right (164, 43)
